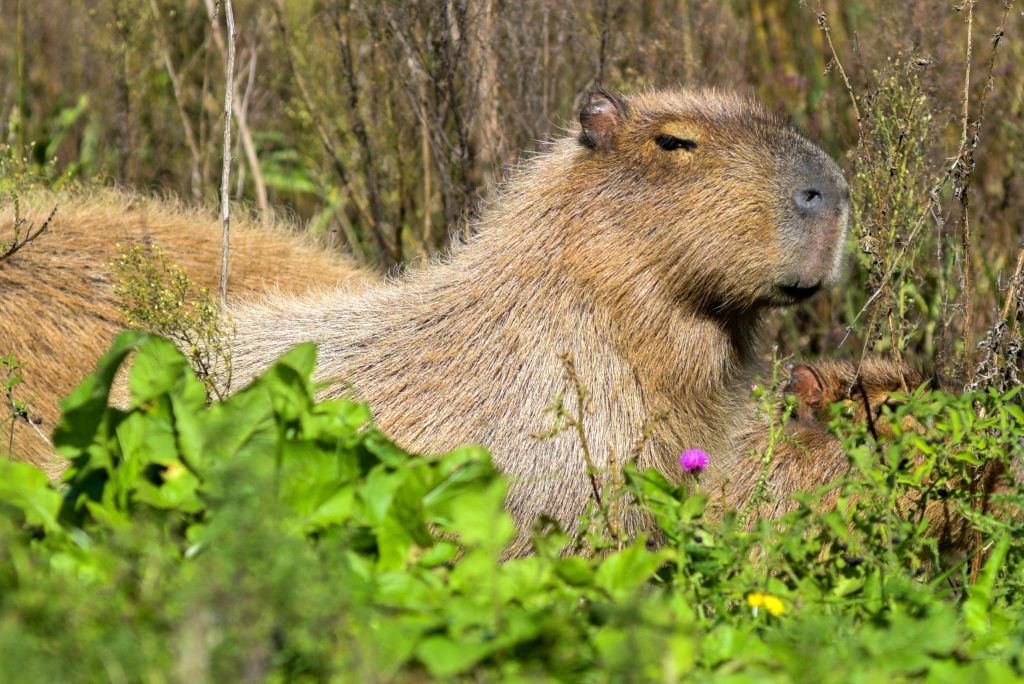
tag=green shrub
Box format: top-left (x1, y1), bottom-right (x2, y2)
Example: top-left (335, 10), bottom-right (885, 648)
top-left (0, 334), bottom-right (1021, 682)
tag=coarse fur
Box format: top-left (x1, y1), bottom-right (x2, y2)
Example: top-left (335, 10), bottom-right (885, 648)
top-left (227, 87), bottom-right (851, 556)
top-left (715, 358), bottom-right (990, 559)
top-left (0, 187), bottom-right (376, 476)
top-left (711, 358), bottom-right (927, 520)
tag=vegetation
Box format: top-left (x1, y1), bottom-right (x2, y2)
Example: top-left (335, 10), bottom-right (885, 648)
top-left (111, 244), bottom-right (234, 400)
top-left (3, 1), bottom-right (1023, 377)
top-left (1, 334), bottom-right (1022, 681)
top-left (2, 1), bottom-right (1023, 680)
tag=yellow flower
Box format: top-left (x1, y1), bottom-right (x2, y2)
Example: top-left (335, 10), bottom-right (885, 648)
top-left (163, 461), bottom-right (186, 480)
top-left (747, 592), bottom-right (785, 616)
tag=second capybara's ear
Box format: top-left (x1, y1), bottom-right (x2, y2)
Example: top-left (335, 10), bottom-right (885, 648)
top-left (784, 362), bottom-right (827, 422)
top-left (578, 88), bottom-right (628, 152)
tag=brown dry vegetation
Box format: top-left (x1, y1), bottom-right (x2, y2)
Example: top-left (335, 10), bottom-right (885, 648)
top-left (2, 1), bottom-right (1021, 385)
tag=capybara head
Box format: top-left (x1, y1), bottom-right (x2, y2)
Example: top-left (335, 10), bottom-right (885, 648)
top-left (775, 359), bottom-right (992, 560)
top-left (570, 88), bottom-right (850, 313)
top-left (718, 358), bottom-right (928, 522)
top-left (784, 358), bottom-right (928, 436)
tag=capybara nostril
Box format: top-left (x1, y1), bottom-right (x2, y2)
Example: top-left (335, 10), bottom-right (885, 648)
top-left (794, 187), bottom-right (824, 215)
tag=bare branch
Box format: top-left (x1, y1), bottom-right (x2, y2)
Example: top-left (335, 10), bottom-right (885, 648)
top-left (149, 0), bottom-right (204, 201)
top-left (210, 0), bottom-right (238, 305)
top-left (816, 3), bottom-right (861, 141)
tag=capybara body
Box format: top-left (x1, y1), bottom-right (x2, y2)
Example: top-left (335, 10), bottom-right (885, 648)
top-left (711, 358), bottom-right (926, 520)
top-left (0, 188), bottom-right (375, 476)
top-left (714, 358), bottom-right (989, 558)
top-left (227, 88), bottom-right (850, 555)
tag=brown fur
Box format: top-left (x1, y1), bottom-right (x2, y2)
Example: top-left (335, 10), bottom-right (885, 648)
top-left (714, 358), bottom-right (987, 557)
top-left (0, 187), bottom-right (376, 475)
top-left (225, 88), bottom-right (850, 556)
top-left (711, 359), bottom-right (925, 518)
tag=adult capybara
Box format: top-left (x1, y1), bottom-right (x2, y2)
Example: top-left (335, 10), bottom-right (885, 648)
top-left (714, 358), bottom-right (999, 560)
top-left (225, 87), bottom-right (851, 555)
top-left (0, 188), bottom-right (376, 476)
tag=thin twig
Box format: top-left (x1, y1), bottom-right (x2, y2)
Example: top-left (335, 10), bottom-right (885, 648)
top-left (956, 0), bottom-right (1014, 384)
top-left (559, 355), bottom-right (605, 511)
top-left (1, 200), bottom-right (56, 263)
top-left (149, 0), bottom-right (204, 201)
top-left (596, 0), bottom-right (612, 85)
top-left (211, 0), bottom-right (237, 306)
top-left (536, 354), bottom-right (622, 545)
top-left (817, 3), bottom-right (861, 141)
top-left (271, 2), bottom-right (375, 237)
top-left (957, 0), bottom-right (976, 380)
top-left (332, 1), bottom-right (393, 265)
top-left (235, 30), bottom-right (268, 213)
top-left (14, 0), bottom-right (26, 153)
top-left (1000, 248), bottom-right (1024, 323)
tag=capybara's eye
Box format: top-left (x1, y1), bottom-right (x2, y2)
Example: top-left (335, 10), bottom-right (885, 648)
top-left (654, 134), bottom-right (697, 152)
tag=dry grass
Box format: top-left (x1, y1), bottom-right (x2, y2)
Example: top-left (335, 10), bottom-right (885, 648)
top-left (0, 0), bottom-right (1021, 383)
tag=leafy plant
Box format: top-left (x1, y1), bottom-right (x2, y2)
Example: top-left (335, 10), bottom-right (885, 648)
top-left (111, 245), bottom-right (234, 400)
top-left (0, 334), bottom-right (1021, 681)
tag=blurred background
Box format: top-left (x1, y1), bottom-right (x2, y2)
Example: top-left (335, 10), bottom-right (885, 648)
top-left (1, 0), bottom-right (1022, 386)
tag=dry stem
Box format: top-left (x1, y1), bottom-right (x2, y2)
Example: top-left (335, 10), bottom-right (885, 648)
top-left (957, 0), bottom-right (976, 380)
top-left (210, 0), bottom-right (237, 306)
top-left (817, 3), bottom-right (861, 141)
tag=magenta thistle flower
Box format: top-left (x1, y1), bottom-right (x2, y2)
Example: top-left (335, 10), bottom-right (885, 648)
top-left (679, 448), bottom-right (709, 473)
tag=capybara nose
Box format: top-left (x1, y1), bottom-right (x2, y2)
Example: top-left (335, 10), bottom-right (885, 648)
top-left (794, 187), bottom-right (824, 215)
top-left (792, 172), bottom-right (850, 220)
top-left (793, 184), bottom-right (849, 218)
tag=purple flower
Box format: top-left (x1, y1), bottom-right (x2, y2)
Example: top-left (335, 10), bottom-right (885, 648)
top-left (679, 448), bottom-right (709, 473)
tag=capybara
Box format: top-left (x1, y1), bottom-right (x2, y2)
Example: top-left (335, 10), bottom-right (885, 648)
top-left (0, 188), bottom-right (376, 476)
top-left (714, 358), bottom-right (996, 559)
top-left (710, 358), bottom-right (927, 520)
top-left (226, 88), bottom-right (851, 555)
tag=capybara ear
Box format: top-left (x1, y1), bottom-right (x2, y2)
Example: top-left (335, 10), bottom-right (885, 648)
top-left (578, 88), bottom-right (628, 151)
top-left (784, 362), bottom-right (827, 422)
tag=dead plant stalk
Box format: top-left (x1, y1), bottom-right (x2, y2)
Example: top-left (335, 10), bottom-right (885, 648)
top-left (212, 0), bottom-right (237, 305)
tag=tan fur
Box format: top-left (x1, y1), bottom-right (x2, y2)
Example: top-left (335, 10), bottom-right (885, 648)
top-left (1, 187), bottom-right (376, 475)
top-left (714, 359), bottom-right (986, 557)
top-left (712, 359), bottom-right (925, 517)
top-left (226, 88), bottom-right (850, 556)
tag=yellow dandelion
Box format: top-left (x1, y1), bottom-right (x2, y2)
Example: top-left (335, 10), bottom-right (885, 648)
top-left (747, 592), bottom-right (785, 617)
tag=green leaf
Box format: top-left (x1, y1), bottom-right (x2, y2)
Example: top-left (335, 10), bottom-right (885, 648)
top-left (595, 543), bottom-right (665, 597)
top-left (54, 330), bottom-right (149, 454)
top-left (963, 533), bottom-right (1010, 637)
top-left (127, 335), bottom-right (206, 408)
top-left (0, 459), bottom-right (63, 531)
top-left (555, 556), bottom-right (594, 586)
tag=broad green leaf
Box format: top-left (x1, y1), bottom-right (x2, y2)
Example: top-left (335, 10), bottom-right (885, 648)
top-left (0, 459), bottom-right (62, 531)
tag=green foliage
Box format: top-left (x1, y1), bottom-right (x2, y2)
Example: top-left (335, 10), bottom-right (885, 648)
top-left (1, 335), bottom-right (1022, 681)
top-left (111, 245), bottom-right (233, 400)
top-left (1, 351), bottom-right (42, 459)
